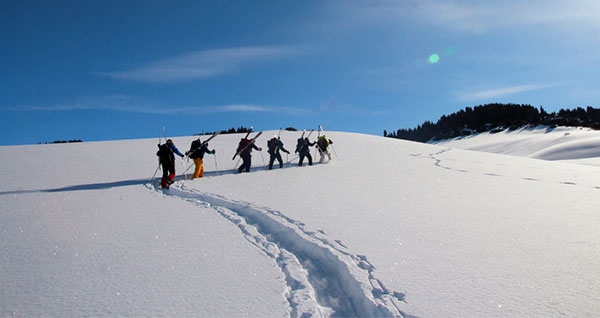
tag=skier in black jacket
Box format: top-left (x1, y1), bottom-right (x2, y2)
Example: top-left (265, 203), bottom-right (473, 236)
top-left (267, 136), bottom-right (290, 170)
top-left (296, 136), bottom-right (315, 166)
top-left (186, 138), bottom-right (215, 179)
top-left (237, 138), bottom-right (262, 173)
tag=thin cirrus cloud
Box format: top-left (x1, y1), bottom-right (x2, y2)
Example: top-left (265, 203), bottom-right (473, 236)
top-left (0, 95), bottom-right (308, 115)
top-left (416, 0), bottom-right (600, 33)
top-left (459, 84), bottom-right (557, 101)
top-left (96, 45), bottom-right (301, 83)
top-left (332, 0), bottom-right (600, 33)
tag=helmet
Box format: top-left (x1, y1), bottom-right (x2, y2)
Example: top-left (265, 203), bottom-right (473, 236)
top-left (167, 139), bottom-right (173, 144)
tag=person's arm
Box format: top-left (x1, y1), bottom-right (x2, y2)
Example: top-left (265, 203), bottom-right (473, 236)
top-left (170, 144), bottom-right (185, 157)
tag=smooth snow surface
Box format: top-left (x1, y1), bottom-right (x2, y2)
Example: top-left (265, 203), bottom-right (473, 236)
top-left (433, 126), bottom-right (600, 165)
top-left (2, 127), bottom-right (600, 317)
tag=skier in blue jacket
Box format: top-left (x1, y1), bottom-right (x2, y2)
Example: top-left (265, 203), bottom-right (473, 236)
top-left (157, 139), bottom-right (184, 188)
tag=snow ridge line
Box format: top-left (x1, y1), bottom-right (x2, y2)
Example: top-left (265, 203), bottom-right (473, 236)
top-left (161, 183), bottom-right (405, 318)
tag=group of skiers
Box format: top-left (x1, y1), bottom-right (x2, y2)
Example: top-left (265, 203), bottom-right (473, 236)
top-left (156, 131), bottom-right (334, 189)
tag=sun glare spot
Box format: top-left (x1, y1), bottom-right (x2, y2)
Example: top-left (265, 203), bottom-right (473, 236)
top-left (428, 53), bottom-right (440, 64)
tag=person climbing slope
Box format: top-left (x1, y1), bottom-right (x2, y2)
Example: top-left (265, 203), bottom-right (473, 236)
top-left (186, 138), bottom-right (216, 179)
top-left (236, 136), bottom-right (262, 173)
top-left (156, 139), bottom-right (184, 188)
top-left (267, 135), bottom-right (290, 170)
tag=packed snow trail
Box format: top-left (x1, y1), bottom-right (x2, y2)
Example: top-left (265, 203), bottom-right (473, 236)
top-left (152, 182), bottom-right (405, 317)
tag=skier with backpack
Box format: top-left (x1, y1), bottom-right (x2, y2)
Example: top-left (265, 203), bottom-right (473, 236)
top-left (296, 132), bottom-right (315, 166)
top-left (156, 139), bottom-right (185, 188)
top-left (186, 138), bottom-right (216, 179)
top-left (267, 135), bottom-right (290, 170)
top-left (316, 135), bottom-right (333, 163)
top-left (236, 136), bottom-right (262, 173)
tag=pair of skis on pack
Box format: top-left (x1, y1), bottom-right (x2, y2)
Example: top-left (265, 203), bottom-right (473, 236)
top-left (187, 131), bottom-right (220, 157)
top-left (232, 130), bottom-right (263, 160)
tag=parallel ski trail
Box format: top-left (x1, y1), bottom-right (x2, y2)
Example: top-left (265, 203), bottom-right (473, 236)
top-left (153, 183), bottom-right (405, 317)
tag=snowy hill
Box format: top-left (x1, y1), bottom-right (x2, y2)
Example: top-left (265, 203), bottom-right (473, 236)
top-left (433, 125), bottom-right (600, 165)
top-left (2, 128), bottom-right (600, 317)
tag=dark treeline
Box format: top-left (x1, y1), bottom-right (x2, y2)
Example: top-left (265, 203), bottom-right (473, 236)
top-left (385, 103), bottom-right (600, 142)
top-left (196, 126), bottom-right (298, 136)
top-left (195, 126), bottom-right (253, 136)
top-left (40, 139), bottom-right (84, 144)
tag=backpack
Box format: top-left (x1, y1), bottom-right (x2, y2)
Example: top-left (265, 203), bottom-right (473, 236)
top-left (188, 139), bottom-right (202, 159)
top-left (317, 137), bottom-right (329, 150)
top-left (237, 138), bottom-right (251, 153)
top-left (156, 143), bottom-right (173, 162)
top-left (267, 138), bottom-right (278, 153)
top-left (296, 138), bottom-right (306, 153)
top-left (190, 139), bottom-right (201, 150)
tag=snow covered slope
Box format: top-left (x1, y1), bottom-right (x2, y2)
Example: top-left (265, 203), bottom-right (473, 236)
top-left (433, 125), bottom-right (600, 165)
top-left (2, 129), bottom-right (600, 317)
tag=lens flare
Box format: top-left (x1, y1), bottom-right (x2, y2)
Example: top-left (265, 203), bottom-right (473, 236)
top-left (428, 53), bottom-right (440, 64)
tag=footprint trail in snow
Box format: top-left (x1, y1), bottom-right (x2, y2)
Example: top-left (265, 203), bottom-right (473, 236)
top-left (152, 182), bottom-right (406, 318)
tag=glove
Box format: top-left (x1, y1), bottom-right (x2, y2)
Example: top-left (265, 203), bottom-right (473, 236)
top-left (185, 151), bottom-right (190, 156)
top-left (212, 150), bottom-right (216, 154)
top-left (180, 154), bottom-right (184, 158)
top-left (258, 147), bottom-right (263, 151)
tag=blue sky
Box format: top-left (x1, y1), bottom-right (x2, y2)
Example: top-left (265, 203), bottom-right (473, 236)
top-left (2, 0), bottom-right (600, 145)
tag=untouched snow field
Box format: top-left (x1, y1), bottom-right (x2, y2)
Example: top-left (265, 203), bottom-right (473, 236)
top-left (434, 125), bottom-right (600, 165)
top-left (1, 127), bottom-right (600, 317)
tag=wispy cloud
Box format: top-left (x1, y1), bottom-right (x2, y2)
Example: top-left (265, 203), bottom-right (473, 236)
top-left (0, 95), bottom-right (308, 115)
top-left (459, 84), bottom-right (558, 101)
top-left (96, 45), bottom-right (301, 83)
top-left (330, 0), bottom-right (600, 33)
top-left (413, 0), bottom-right (600, 34)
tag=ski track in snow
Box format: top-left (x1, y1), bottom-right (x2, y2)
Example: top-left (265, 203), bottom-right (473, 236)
top-left (146, 183), bottom-right (406, 318)
top-left (412, 148), bottom-right (600, 189)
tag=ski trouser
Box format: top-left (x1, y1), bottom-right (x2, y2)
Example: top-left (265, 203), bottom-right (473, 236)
top-left (238, 153), bottom-right (252, 173)
top-left (268, 153), bottom-right (283, 169)
top-left (192, 158), bottom-right (204, 179)
top-left (298, 151), bottom-right (312, 166)
top-left (161, 161), bottom-right (176, 188)
top-left (318, 147), bottom-right (331, 163)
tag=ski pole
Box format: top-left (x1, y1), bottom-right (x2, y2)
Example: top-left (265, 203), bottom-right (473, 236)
top-left (150, 162), bottom-right (161, 181)
top-left (181, 158), bottom-right (188, 180)
top-left (259, 149), bottom-right (266, 167)
top-left (184, 161), bottom-right (195, 175)
top-left (152, 128), bottom-right (162, 181)
top-left (286, 155), bottom-right (298, 164)
top-left (330, 144), bottom-right (339, 160)
top-left (213, 153), bottom-right (219, 175)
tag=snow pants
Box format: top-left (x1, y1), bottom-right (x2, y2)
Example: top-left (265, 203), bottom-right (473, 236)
top-left (192, 158), bottom-right (204, 179)
top-left (298, 151), bottom-right (312, 166)
top-left (318, 147), bottom-right (331, 163)
top-left (161, 161), bottom-right (176, 188)
top-left (268, 153), bottom-right (283, 169)
top-left (238, 153), bottom-right (252, 173)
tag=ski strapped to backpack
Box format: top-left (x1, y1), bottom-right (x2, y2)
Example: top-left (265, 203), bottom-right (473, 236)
top-left (295, 129), bottom-right (314, 152)
top-left (317, 124), bottom-right (338, 160)
top-left (232, 131), bottom-right (263, 160)
top-left (187, 132), bottom-right (219, 158)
